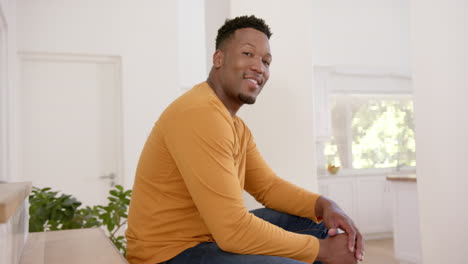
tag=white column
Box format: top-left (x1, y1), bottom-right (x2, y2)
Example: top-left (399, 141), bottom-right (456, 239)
top-left (229, 1), bottom-right (318, 209)
top-left (204, 0), bottom-right (230, 74)
top-left (177, 0), bottom-right (207, 92)
top-left (411, 1), bottom-right (468, 263)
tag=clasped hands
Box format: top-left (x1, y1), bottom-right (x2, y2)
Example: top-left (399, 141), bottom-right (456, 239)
top-left (315, 196), bottom-right (364, 264)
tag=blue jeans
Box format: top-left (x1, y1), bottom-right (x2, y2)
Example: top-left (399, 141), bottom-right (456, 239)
top-left (163, 208), bottom-right (327, 264)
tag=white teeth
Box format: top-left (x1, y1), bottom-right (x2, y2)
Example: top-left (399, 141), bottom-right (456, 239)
top-left (247, 78), bottom-right (259, 85)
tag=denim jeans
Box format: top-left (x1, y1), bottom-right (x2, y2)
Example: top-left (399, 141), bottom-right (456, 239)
top-left (163, 208), bottom-right (327, 264)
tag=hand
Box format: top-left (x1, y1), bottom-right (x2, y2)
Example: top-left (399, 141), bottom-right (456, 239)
top-left (315, 196), bottom-right (364, 261)
top-left (317, 234), bottom-right (357, 264)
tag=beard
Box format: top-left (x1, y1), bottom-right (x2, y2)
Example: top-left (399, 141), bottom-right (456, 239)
top-left (238, 93), bottom-right (256, 104)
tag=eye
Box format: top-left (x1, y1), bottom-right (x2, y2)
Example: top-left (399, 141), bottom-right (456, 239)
top-left (263, 60), bottom-right (271, 67)
top-left (242, 52), bottom-right (253, 57)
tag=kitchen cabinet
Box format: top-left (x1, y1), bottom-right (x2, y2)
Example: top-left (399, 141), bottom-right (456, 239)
top-left (319, 175), bottom-right (393, 238)
top-left (387, 175), bottom-right (422, 264)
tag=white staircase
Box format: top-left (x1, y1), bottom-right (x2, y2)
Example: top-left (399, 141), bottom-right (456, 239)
top-left (0, 182), bottom-right (31, 264)
top-left (0, 182), bottom-right (128, 264)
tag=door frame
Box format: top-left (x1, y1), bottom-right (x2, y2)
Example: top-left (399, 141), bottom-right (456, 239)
top-left (16, 51), bottom-right (125, 186)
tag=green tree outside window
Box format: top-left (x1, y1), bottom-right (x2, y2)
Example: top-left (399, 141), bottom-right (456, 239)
top-left (324, 95), bottom-right (416, 170)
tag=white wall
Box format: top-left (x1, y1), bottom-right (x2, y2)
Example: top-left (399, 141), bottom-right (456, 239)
top-left (311, 0), bottom-right (410, 70)
top-left (204, 0), bottom-right (230, 74)
top-left (178, 0), bottom-right (207, 90)
top-left (0, 0), bottom-right (7, 182)
top-left (119, 1), bottom-right (179, 187)
top-left (411, 0), bottom-right (468, 263)
top-left (229, 0), bottom-right (318, 209)
top-left (16, 0), bottom-right (180, 188)
top-left (0, 0), bottom-right (17, 182)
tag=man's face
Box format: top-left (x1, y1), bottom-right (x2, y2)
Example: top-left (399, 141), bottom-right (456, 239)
top-left (216, 28), bottom-right (272, 105)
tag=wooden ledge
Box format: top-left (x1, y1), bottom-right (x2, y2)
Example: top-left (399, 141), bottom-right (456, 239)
top-left (20, 228), bottom-right (128, 264)
top-left (0, 182), bottom-right (32, 223)
top-left (386, 174), bottom-right (417, 182)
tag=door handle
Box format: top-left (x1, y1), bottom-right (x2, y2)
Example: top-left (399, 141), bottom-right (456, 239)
top-left (100, 173), bottom-right (116, 187)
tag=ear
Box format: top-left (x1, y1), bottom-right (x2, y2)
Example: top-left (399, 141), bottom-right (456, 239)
top-left (213, 50), bottom-right (224, 69)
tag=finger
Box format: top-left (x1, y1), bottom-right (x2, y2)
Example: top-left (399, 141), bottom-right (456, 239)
top-left (325, 216), bottom-right (338, 230)
top-left (339, 220), bottom-right (356, 252)
top-left (354, 232), bottom-right (364, 261)
top-left (324, 216), bottom-right (338, 237)
top-left (334, 218), bottom-right (356, 252)
top-left (348, 231), bottom-right (356, 252)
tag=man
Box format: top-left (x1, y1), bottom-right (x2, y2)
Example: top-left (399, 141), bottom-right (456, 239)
top-left (126, 15), bottom-right (364, 264)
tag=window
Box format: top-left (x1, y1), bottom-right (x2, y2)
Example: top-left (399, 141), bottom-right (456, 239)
top-left (322, 94), bottom-right (416, 172)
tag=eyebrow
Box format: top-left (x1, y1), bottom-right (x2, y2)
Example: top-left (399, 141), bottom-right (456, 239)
top-left (242, 43), bottom-right (272, 59)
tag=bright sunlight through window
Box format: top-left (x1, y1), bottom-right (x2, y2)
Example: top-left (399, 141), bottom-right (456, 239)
top-left (324, 94), bottom-right (416, 170)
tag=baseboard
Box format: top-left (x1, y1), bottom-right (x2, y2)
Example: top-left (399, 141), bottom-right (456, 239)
top-left (363, 232), bottom-right (393, 240)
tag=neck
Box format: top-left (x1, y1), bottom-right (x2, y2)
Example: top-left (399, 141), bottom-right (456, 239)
top-left (206, 70), bottom-right (241, 117)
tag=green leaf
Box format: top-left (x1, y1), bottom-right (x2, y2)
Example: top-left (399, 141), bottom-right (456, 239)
top-left (29, 185), bottom-right (132, 255)
top-left (107, 222), bottom-right (115, 233)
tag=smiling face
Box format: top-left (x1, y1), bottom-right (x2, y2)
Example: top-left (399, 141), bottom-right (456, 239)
top-left (212, 27), bottom-right (272, 110)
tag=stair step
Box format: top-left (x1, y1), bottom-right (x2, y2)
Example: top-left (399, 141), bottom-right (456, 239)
top-left (20, 228), bottom-right (128, 264)
top-left (0, 182), bottom-right (32, 223)
top-left (0, 182), bottom-right (31, 264)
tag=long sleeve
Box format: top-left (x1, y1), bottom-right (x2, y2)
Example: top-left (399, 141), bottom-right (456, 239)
top-left (126, 82), bottom-right (321, 264)
top-left (243, 127), bottom-right (322, 222)
top-left (164, 106), bottom-right (320, 263)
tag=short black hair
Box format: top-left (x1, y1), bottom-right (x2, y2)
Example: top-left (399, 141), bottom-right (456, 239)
top-left (215, 15), bottom-right (272, 50)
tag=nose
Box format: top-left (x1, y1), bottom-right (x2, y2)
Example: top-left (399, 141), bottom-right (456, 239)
top-left (251, 57), bottom-right (265, 74)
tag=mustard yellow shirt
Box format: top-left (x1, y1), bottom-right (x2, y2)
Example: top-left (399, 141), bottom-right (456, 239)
top-left (126, 82), bottom-right (322, 264)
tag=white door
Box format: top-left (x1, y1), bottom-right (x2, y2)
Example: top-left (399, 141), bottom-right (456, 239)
top-left (19, 53), bottom-right (122, 207)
